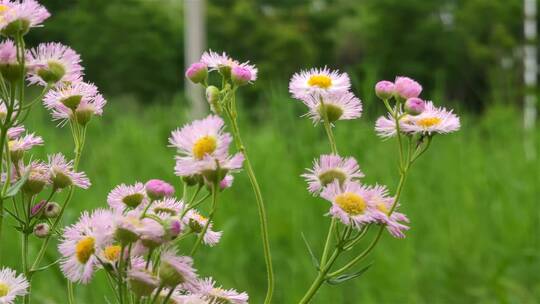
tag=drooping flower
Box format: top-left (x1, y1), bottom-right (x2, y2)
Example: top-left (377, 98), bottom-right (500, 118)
top-left (321, 181), bottom-right (378, 229)
top-left (20, 160), bottom-right (49, 194)
top-left (158, 249), bottom-right (198, 287)
top-left (114, 211), bottom-right (144, 245)
top-left (47, 153), bottom-right (90, 190)
top-left (0, 0), bottom-right (50, 36)
top-left (302, 154), bottom-right (364, 194)
top-left (6, 125), bottom-right (24, 139)
top-left (27, 42), bottom-right (82, 86)
top-left (8, 132), bottom-right (43, 160)
top-left (289, 67), bottom-right (351, 100)
top-left (145, 179), bottom-right (175, 200)
top-left (128, 265), bottom-right (159, 298)
top-left (301, 91), bottom-right (362, 124)
top-left (138, 217), bottom-right (166, 249)
top-left (107, 182), bottom-right (148, 211)
top-left (196, 277), bottom-right (249, 304)
top-left (184, 210), bottom-right (222, 246)
top-left (365, 184), bottom-right (410, 238)
top-left (0, 267), bottom-right (29, 304)
top-left (394, 76), bottom-right (422, 99)
top-left (58, 209), bottom-right (115, 284)
top-left (400, 101), bottom-right (460, 135)
top-left (43, 81), bottom-right (106, 126)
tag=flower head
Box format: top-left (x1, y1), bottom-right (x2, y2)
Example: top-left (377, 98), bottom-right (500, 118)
top-left (27, 42), bottom-right (82, 86)
top-left (8, 132), bottom-right (42, 160)
top-left (145, 179), bottom-right (174, 200)
top-left (231, 63), bottom-right (257, 86)
top-left (149, 197), bottom-right (185, 217)
top-left (107, 182), bottom-right (148, 211)
top-left (0, 39), bottom-right (16, 64)
top-left (375, 80), bottom-right (395, 100)
top-left (321, 181), bottom-right (378, 229)
top-left (200, 50), bottom-right (239, 71)
top-left (128, 266), bottom-right (159, 298)
top-left (185, 62), bottom-right (208, 84)
top-left (47, 153), bottom-right (90, 190)
top-left (394, 76), bottom-right (422, 99)
top-left (21, 160), bottom-right (49, 194)
top-left (184, 210), bottom-right (222, 246)
top-left (302, 154), bottom-right (364, 194)
top-left (404, 97), bottom-right (426, 115)
top-left (289, 67), bottom-right (351, 100)
top-left (0, 267), bottom-right (28, 304)
top-left (58, 209), bottom-right (115, 284)
top-left (365, 184), bottom-right (410, 238)
top-left (43, 81), bottom-right (106, 126)
top-left (400, 101), bottom-right (460, 135)
top-left (301, 91), bottom-right (362, 124)
top-left (0, 0), bottom-right (50, 36)
top-left (196, 277), bottom-right (249, 304)
top-left (159, 249), bottom-right (198, 287)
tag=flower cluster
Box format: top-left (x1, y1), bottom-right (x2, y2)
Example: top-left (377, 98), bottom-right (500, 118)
top-left (0, 1), bottom-right (107, 303)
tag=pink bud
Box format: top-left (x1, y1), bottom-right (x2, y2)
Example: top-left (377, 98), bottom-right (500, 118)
top-left (394, 76), bottom-right (422, 99)
top-left (231, 66), bottom-right (252, 86)
top-left (31, 200), bottom-right (47, 217)
top-left (34, 223), bottom-right (50, 238)
top-left (375, 80), bottom-right (395, 100)
top-left (145, 179), bottom-right (175, 200)
top-left (185, 62), bottom-right (208, 84)
top-left (404, 97), bottom-right (426, 115)
top-left (219, 175), bottom-right (234, 190)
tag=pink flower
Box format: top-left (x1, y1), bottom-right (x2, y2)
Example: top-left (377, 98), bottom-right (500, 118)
top-left (185, 62), bottom-right (207, 84)
top-left (404, 97), bottom-right (425, 115)
top-left (231, 65), bottom-right (255, 86)
top-left (289, 67), bottom-right (351, 100)
top-left (364, 184), bottom-right (410, 238)
top-left (394, 76), bottom-right (422, 99)
top-left (107, 182), bottom-right (148, 211)
top-left (0, 39), bottom-right (17, 65)
top-left (375, 80), bottom-right (395, 100)
top-left (0, 0), bottom-right (50, 35)
top-left (145, 179), bottom-right (174, 200)
top-left (0, 267), bottom-right (29, 303)
top-left (159, 249), bottom-right (198, 287)
top-left (302, 154), bottom-right (364, 194)
top-left (196, 277), bottom-right (249, 304)
top-left (400, 101), bottom-right (460, 135)
top-left (301, 91), bottom-right (362, 124)
top-left (27, 42), bottom-right (83, 86)
top-left (47, 153), bottom-right (91, 190)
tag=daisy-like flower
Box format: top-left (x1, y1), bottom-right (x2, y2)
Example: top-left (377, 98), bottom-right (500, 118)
top-left (6, 126), bottom-right (24, 139)
top-left (127, 265), bottom-right (159, 298)
top-left (400, 101), bottom-right (460, 135)
top-left (184, 210), bottom-right (222, 246)
top-left (0, 267), bottom-right (28, 304)
top-left (289, 67), bottom-right (351, 100)
top-left (159, 249), bottom-right (198, 287)
top-left (27, 42), bottom-right (82, 86)
top-left (114, 211), bottom-right (144, 245)
top-left (170, 115), bottom-right (244, 180)
top-left (8, 132), bottom-right (43, 160)
top-left (139, 217), bottom-right (166, 249)
top-left (20, 160), bottom-right (49, 194)
top-left (197, 277), bottom-right (249, 304)
top-left (365, 184), bottom-right (410, 238)
top-left (200, 50), bottom-right (257, 84)
top-left (149, 197), bottom-right (185, 217)
top-left (0, 0), bottom-right (50, 36)
top-left (47, 153), bottom-right (90, 190)
top-left (321, 180), bottom-right (378, 229)
top-left (374, 113), bottom-right (411, 138)
top-left (43, 81), bottom-right (106, 126)
top-left (302, 154), bottom-right (364, 194)
top-left (58, 209), bottom-right (115, 284)
top-left (200, 50), bottom-right (239, 71)
top-left (301, 91), bottom-right (362, 124)
top-left (107, 182), bottom-right (148, 210)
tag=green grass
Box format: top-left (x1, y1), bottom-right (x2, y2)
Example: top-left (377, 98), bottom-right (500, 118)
top-left (1, 96), bottom-right (539, 304)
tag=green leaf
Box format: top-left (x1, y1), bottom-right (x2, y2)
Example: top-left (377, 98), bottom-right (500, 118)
top-left (301, 232), bottom-right (320, 270)
top-left (326, 263), bottom-right (373, 285)
top-left (3, 169), bottom-right (30, 199)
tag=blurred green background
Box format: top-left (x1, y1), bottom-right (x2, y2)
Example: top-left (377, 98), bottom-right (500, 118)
top-left (1, 0), bottom-right (540, 303)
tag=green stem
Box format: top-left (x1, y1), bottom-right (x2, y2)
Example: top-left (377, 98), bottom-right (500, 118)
top-left (224, 92), bottom-right (274, 304)
top-left (22, 232), bottom-right (29, 304)
top-left (190, 183), bottom-right (217, 256)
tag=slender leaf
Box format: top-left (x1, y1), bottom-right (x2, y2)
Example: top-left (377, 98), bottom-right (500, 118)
top-left (301, 232), bottom-right (320, 270)
top-left (326, 263), bottom-right (373, 285)
top-left (3, 169), bottom-right (30, 199)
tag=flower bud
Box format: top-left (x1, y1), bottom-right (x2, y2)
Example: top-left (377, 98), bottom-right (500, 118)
top-left (23, 174), bottom-right (47, 195)
top-left (30, 200), bottom-right (47, 217)
top-left (163, 218), bottom-right (183, 241)
top-left (44, 202), bottom-right (61, 218)
top-left (206, 86), bottom-right (221, 114)
top-left (145, 179), bottom-right (174, 201)
top-left (219, 175), bottom-right (233, 190)
top-left (34, 223), bottom-right (50, 238)
top-left (185, 62), bottom-right (207, 84)
top-left (375, 80), bottom-right (395, 100)
top-left (394, 76), bottom-right (422, 99)
top-left (404, 97), bottom-right (426, 115)
top-left (231, 66), bottom-right (252, 86)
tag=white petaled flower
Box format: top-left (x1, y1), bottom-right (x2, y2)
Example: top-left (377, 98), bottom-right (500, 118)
top-left (0, 0), bottom-right (50, 35)
top-left (289, 67), bottom-right (351, 100)
top-left (58, 209), bottom-right (115, 284)
top-left (0, 267), bottom-right (29, 304)
top-left (149, 197), bottom-right (186, 217)
top-left (107, 182), bottom-right (148, 211)
top-left (27, 42), bottom-right (82, 86)
top-left (47, 153), bottom-right (91, 190)
top-left (302, 154), bottom-right (364, 195)
top-left (197, 277), bottom-right (248, 304)
top-left (301, 91), bottom-right (362, 124)
top-left (400, 101), bottom-right (460, 135)
top-left (200, 50), bottom-right (239, 71)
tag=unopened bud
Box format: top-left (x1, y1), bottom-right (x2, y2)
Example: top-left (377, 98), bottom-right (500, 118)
top-left (375, 80), bottom-right (395, 100)
top-left (34, 223), bottom-right (50, 238)
top-left (44, 202), bottom-right (61, 218)
top-left (404, 97), bottom-right (426, 115)
top-left (185, 62), bottom-right (207, 84)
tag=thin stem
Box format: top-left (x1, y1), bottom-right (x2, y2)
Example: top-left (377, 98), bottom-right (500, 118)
top-left (224, 91), bottom-right (274, 304)
top-left (190, 183), bottom-right (217, 256)
top-left (161, 287), bottom-right (176, 304)
top-left (149, 285), bottom-right (164, 304)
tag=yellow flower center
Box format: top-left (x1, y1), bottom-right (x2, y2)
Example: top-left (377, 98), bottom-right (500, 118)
top-left (0, 282), bottom-right (9, 297)
top-left (417, 117), bottom-right (441, 128)
top-left (308, 75), bottom-right (332, 89)
top-left (103, 245), bottom-right (121, 262)
top-left (75, 236), bottom-right (95, 264)
top-left (335, 192), bottom-right (366, 215)
top-left (7, 140), bottom-right (15, 150)
top-left (192, 136), bottom-right (217, 160)
top-left (0, 5), bottom-right (9, 14)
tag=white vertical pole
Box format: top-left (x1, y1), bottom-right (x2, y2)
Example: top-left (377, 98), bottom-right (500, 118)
top-left (184, 0), bottom-right (206, 118)
top-left (524, 0), bottom-right (537, 159)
